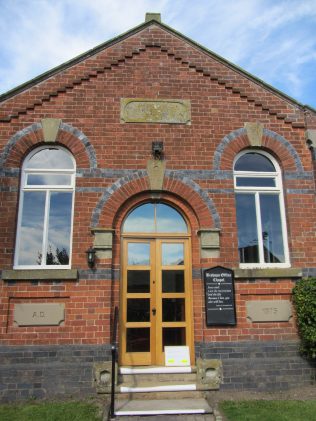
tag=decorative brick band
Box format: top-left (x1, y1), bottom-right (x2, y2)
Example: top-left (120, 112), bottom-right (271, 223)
top-left (0, 344), bottom-right (111, 402)
top-left (302, 267), bottom-right (316, 277)
top-left (213, 127), bottom-right (303, 172)
top-left (0, 122), bottom-right (97, 169)
top-left (196, 340), bottom-right (316, 391)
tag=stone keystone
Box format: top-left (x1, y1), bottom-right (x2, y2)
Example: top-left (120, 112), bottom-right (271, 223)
top-left (41, 118), bottom-right (62, 142)
top-left (245, 122), bottom-right (264, 146)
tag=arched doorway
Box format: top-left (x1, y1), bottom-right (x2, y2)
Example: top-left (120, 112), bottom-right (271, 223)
top-left (120, 202), bottom-right (194, 366)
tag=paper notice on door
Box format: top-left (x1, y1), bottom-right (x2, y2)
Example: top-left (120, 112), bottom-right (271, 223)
top-left (165, 346), bottom-right (190, 366)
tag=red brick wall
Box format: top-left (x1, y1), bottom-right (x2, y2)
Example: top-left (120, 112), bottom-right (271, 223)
top-left (1, 23), bottom-right (315, 347)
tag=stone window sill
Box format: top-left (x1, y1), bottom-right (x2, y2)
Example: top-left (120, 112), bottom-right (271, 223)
top-left (2, 269), bottom-right (78, 281)
top-left (233, 268), bottom-right (302, 279)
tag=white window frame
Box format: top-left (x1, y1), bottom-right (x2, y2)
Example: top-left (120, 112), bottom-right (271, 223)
top-left (14, 146), bottom-right (76, 269)
top-left (234, 150), bottom-right (290, 269)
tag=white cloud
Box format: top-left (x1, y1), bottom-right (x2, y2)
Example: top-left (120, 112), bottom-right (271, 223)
top-left (0, 0), bottom-right (315, 107)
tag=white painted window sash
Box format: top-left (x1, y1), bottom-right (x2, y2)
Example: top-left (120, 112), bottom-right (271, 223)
top-left (234, 150), bottom-right (290, 269)
top-left (14, 146), bottom-right (75, 270)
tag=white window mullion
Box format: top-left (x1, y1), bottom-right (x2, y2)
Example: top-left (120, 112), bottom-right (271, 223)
top-left (41, 190), bottom-right (51, 267)
top-left (255, 192), bottom-right (264, 264)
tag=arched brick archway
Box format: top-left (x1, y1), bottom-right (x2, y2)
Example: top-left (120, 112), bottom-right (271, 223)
top-left (0, 121), bottom-right (96, 169)
top-left (92, 172), bottom-right (220, 230)
top-left (213, 127), bottom-right (303, 172)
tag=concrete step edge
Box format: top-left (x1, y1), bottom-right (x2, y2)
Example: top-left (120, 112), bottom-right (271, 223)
top-left (119, 366), bottom-right (196, 374)
top-left (119, 384), bottom-right (197, 393)
top-left (114, 398), bottom-right (213, 416)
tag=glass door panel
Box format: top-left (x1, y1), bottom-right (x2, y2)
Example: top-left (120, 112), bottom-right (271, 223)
top-left (127, 270), bottom-right (150, 293)
top-left (122, 240), bottom-right (153, 365)
top-left (121, 238), bottom-right (193, 366)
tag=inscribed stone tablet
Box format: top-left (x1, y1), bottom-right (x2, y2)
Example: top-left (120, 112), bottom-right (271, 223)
top-left (246, 300), bottom-right (292, 322)
top-left (14, 303), bottom-right (65, 326)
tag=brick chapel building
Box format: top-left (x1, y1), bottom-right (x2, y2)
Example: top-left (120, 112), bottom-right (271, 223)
top-left (1, 13), bottom-right (316, 401)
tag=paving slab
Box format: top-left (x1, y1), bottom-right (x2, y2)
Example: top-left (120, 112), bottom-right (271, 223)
top-left (115, 398), bottom-right (212, 416)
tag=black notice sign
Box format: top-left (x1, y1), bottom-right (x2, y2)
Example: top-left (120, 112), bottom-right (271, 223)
top-left (204, 266), bottom-right (236, 326)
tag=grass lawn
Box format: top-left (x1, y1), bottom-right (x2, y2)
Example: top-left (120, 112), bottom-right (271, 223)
top-left (220, 400), bottom-right (316, 421)
top-left (0, 400), bottom-right (102, 421)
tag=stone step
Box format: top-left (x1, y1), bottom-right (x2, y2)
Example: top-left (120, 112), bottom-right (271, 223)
top-left (119, 372), bottom-right (197, 384)
top-left (117, 390), bottom-right (205, 400)
top-left (114, 398), bottom-right (213, 416)
top-left (119, 383), bottom-right (197, 393)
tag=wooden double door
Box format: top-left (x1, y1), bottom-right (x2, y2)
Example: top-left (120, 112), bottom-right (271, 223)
top-left (120, 237), bottom-right (193, 366)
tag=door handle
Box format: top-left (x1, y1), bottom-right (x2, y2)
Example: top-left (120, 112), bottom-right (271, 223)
top-left (152, 308), bottom-right (156, 316)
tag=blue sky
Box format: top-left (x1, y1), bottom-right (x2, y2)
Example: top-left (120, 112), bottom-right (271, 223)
top-left (0, 0), bottom-right (315, 108)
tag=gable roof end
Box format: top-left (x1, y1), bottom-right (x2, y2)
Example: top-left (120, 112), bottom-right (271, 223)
top-left (0, 13), bottom-right (315, 114)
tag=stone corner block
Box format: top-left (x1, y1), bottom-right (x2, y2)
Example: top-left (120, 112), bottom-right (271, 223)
top-left (198, 229), bottom-right (220, 259)
top-left (41, 118), bottom-right (62, 142)
top-left (91, 228), bottom-right (114, 259)
top-left (244, 122), bottom-right (263, 146)
top-left (93, 361), bottom-right (117, 394)
top-left (196, 358), bottom-right (223, 390)
top-left (305, 129), bottom-right (316, 149)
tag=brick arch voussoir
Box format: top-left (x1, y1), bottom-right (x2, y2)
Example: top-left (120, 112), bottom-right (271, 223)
top-left (163, 177), bottom-right (213, 228)
top-left (213, 127), bottom-right (303, 172)
top-left (57, 130), bottom-right (90, 168)
top-left (92, 170), bottom-right (221, 230)
top-left (0, 121), bottom-right (96, 170)
top-left (93, 172), bottom-right (149, 228)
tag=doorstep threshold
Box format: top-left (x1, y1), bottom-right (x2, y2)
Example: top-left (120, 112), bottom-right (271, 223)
top-left (120, 384), bottom-right (197, 393)
top-left (119, 366), bottom-right (194, 374)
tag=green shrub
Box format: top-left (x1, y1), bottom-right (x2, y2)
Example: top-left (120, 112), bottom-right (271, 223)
top-left (292, 278), bottom-right (316, 359)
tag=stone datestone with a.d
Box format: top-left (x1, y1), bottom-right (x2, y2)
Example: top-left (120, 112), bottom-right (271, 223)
top-left (14, 303), bottom-right (65, 326)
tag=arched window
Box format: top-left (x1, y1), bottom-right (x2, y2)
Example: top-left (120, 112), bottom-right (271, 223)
top-left (14, 147), bottom-right (75, 268)
top-left (123, 203), bottom-right (188, 233)
top-left (234, 151), bottom-right (289, 267)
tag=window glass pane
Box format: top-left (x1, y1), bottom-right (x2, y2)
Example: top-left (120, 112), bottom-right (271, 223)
top-left (156, 204), bottom-right (187, 232)
top-left (123, 203), bottom-right (155, 232)
top-left (235, 194), bottom-right (259, 263)
top-left (127, 299), bottom-right (150, 322)
top-left (126, 328), bottom-right (150, 352)
top-left (17, 191), bottom-right (46, 265)
top-left (26, 148), bottom-right (74, 169)
top-left (163, 299), bottom-right (185, 322)
top-left (162, 270), bottom-right (184, 292)
top-left (128, 243), bottom-right (150, 265)
top-left (162, 243), bottom-right (184, 265)
top-left (163, 328), bottom-right (186, 349)
top-left (260, 194), bottom-right (285, 263)
top-left (46, 192), bottom-right (72, 265)
top-left (235, 153), bottom-right (275, 172)
top-left (127, 270), bottom-right (150, 293)
top-left (27, 174), bottom-right (72, 186)
top-left (236, 177), bottom-right (276, 187)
